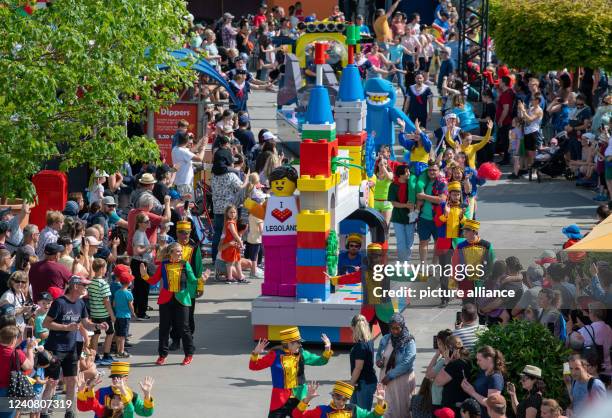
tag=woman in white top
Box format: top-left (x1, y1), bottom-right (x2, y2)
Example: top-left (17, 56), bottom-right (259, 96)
top-left (518, 92), bottom-right (544, 167)
top-left (0, 271), bottom-right (32, 326)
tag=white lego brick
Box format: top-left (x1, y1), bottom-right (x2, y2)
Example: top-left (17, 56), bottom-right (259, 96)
top-left (302, 123), bottom-right (336, 132)
top-left (336, 119), bottom-right (348, 134)
top-left (252, 306), bottom-right (297, 325)
top-left (300, 190), bottom-right (334, 212)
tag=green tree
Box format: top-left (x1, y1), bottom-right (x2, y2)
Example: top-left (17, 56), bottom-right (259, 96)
top-left (0, 0), bottom-right (196, 198)
top-left (489, 0), bottom-right (612, 72)
top-left (475, 320), bottom-right (572, 407)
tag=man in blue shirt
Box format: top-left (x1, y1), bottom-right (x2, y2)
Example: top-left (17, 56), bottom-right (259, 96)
top-left (567, 355), bottom-right (607, 414)
top-left (437, 47), bottom-right (455, 92)
top-left (337, 234), bottom-right (363, 276)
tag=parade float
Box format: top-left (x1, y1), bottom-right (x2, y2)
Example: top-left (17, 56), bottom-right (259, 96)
top-left (251, 25), bottom-right (414, 343)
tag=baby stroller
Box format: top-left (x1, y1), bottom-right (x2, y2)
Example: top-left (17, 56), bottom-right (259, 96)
top-left (530, 132), bottom-right (572, 182)
top-left (530, 146), bottom-right (571, 182)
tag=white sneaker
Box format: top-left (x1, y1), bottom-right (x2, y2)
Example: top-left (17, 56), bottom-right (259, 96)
top-left (251, 268), bottom-right (264, 279)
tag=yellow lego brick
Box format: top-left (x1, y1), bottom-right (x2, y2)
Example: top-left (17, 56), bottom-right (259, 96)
top-left (298, 175), bottom-right (334, 192)
top-left (340, 145), bottom-right (364, 186)
top-left (297, 209), bottom-right (331, 232)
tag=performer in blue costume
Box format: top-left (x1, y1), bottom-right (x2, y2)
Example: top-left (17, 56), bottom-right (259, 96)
top-left (365, 78), bottom-right (415, 159)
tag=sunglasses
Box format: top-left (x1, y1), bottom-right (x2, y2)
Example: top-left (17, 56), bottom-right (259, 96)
top-left (348, 244), bottom-right (361, 248)
top-left (14, 280), bottom-right (27, 284)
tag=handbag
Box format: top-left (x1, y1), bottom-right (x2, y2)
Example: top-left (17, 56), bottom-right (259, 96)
top-left (7, 349), bottom-right (35, 399)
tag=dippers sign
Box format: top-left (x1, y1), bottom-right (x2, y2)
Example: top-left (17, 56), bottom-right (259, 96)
top-left (152, 103), bottom-right (198, 165)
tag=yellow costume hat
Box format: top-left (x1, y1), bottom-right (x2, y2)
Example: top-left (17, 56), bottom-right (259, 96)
top-left (463, 219), bottom-right (480, 231)
top-left (367, 243), bottom-right (383, 251)
top-left (177, 220), bottom-right (192, 231)
top-left (279, 327), bottom-right (302, 343)
top-left (332, 381), bottom-right (354, 399)
top-left (448, 181), bottom-right (462, 192)
top-left (109, 361), bottom-right (130, 377)
top-left (346, 234), bottom-right (362, 246)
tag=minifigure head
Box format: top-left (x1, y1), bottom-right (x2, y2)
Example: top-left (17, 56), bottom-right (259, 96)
top-left (268, 166), bottom-right (298, 197)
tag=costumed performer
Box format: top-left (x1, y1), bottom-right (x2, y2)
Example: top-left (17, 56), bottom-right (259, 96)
top-left (249, 327), bottom-right (333, 418)
top-left (292, 381), bottom-right (387, 418)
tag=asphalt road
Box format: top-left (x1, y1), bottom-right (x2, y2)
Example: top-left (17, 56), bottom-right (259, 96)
top-left (75, 90), bottom-right (600, 417)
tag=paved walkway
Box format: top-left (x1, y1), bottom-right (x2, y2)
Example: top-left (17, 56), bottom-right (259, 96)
top-left (75, 90), bottom-right (601, 417)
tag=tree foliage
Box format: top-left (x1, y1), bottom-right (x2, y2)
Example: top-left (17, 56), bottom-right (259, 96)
top-left (475, 320), bottom-right (572, 407)
top-left (0, 0), bottom-right (196, 199)
top-left (489, 0), bottom-right (612, 72)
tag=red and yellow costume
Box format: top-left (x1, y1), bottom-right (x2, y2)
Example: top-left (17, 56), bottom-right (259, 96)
top-left (77, 362), bottom-right (154, 418)
top-left (293, 381), bottom-right (387, 418)
top-left (434, 181), bottom-right (464, 252)
top-left (452, 219), bottom-right (495, 295)
top-left (249, 327), bottom-right (332, 413)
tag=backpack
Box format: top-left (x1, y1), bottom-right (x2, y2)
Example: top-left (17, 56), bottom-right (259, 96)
top-left (582, 325), bottom-right (605, 372)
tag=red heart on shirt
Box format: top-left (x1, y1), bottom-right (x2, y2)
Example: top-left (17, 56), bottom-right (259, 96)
top-left (271, 208), bottom-right (292, 223)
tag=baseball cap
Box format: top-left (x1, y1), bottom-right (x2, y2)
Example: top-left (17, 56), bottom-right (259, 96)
top-left (69, 275), bottom-right (91, 286)
top-left (0, 221), bottom-right (9, 235)
top-left (445, 112), bottom-right (457, 121)
top-left (102, 196), bottom-right (116, 206)
top-left (262, 131), bottom-right (278, 141)
top-left (94, 170), bottom-right (109, 178)
top-left (238, 114), bottom-right (250, 125)
top-left (223, 12), bottom-right (234, 19)
top-left (44, 242), bottom-right (64, 255)
top-left (582, 132), bottom-right (596, 141)
top-left (113, 264), bottom-right (135, 284)
top-left (486, 393), bottom-right (506, 410)
top-left (94, 246), bottom-right (111, 260)
top-left (38, 292), bottom-right (54, 302)
top-left (63, 200), bottom-right (80, 216)
top-left (194, 23), bottom-right (205, 30)
top-left (460, 399), bottom-right (480, 415)
top-left (168, 189), bottom-right (181, 201)
top-left (85, 236), bottom-right (101, 246)
top-left (433, 407), bottom-right (455, 418)
top-left (0, 208), bottom-right (11, 218)
top-left (535, 250), bottom-right (557, 266)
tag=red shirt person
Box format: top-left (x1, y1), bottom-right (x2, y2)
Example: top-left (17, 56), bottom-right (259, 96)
top-left (28, 243), bottom-right (71, 301)
top-left (126, 193), bottom-right (171, 257)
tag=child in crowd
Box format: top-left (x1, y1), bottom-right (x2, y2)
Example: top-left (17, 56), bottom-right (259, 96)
top-left (158, 221), bottom-right (174, 245)
top-left (220, 205), bottom-right (247, 283)
top-left (212, 136), bottom-right (234, 175)
top-left (28, 350), bottom-right (52, 418)
top-left (88, 170), bottom-right (108, 205)
top-left (215, 109), bottom-right (234, 136)
top-left (245, 175), bottom-right (265, 279)
top-left (34, 292), bottom-right (53, 345)
top-left (246, 172), bottom-right (268, 204)
top-left (508, 117), bottom-right (524, 179)
top-left (88, 258), bottom-right (116, 365)
top-left (112, 264), bottom-right (135, 358)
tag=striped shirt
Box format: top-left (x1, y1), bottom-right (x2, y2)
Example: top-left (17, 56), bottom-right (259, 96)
top-left (88, 278), bottom-right (112, 319)
top-left (452, 323), bottom-right (488, 351)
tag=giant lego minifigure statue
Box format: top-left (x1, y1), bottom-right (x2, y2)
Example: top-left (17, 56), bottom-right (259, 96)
top-left (364, 77), bottom-right (415, 159)
top-left (245, 166), bottom-right (299, 297)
